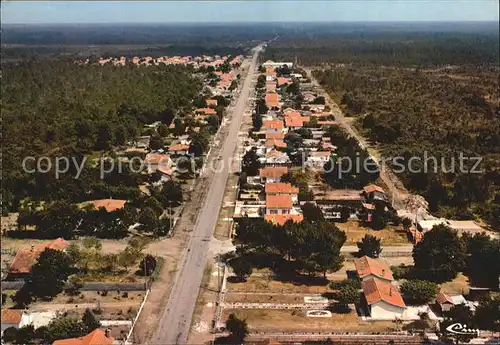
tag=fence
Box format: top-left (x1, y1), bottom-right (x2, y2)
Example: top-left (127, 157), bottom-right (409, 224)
top-left (1, 280), bottom-right (148, 291)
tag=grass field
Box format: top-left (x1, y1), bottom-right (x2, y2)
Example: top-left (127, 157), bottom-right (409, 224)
top-left (222, 309), bottom-right (398, 332)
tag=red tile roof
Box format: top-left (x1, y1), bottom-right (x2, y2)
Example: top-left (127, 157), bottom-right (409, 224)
top-left (285, 116), bottom-right (305, 128)
top-left (363, 184), bottom-right (386, 194)
top-left (144, 153), bottom-right (171, 166)
top-left (311, 151), bottom-right (331, 157)
top-left (265, 214), bottom-right (303, 226)
top-left (206, 99), bottom-right (218, 107)
top-left (263, 120), bottom-right (284, 130)
top-left (265, 183), bottom-right (299, 195)
top-left (266, 149), bottom-right (286, 157)
top-left (265, 132), bottom-right (285, 140)
top-left (265, 139), bottom-right (287, 148)
top-left (265, 93), bottom-right (280, 107)
top-left (362, 277), bottom-right (406, 308)
top-left (266, 194), bottom-right (293, 209)
top-left (9, 238), bottom-right (70, 274)
top-left (354, 256), bottom-right (393, 281)
top-left (52, 329), bottom-right (114, 345)
top-left (436, 291), bottom-right (454, 305)
top-left (168, 144), bottom-right (190, 152)
top-left (89, 199), bottom-right (127, 212)
top-left (195, 108), bottom-right (217, 115)
top-left (260, 166), bottom-right (288, 179)
top-left (277, 77), bottom-right (292, 87)
top-left (1, 309), bottom-right (23, 324)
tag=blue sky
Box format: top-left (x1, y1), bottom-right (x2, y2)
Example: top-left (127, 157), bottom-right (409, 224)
top-left (2, 1), bottom-right (499, 24)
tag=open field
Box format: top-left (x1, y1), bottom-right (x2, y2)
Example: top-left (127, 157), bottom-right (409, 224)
top-left (222, 309), bottom-right (398, 333)
top-left (227, 276), bottom-right (333, 294)
top-left (337, 221), bottom-right (410, 245)
top-left (439, 273), bottom-right (470, 295)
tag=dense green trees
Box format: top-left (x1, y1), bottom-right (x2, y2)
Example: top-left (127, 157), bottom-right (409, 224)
top-left (235, 218), bottom-right (346, 277)
top-left (412, 225), bottom-right (466, 283)
top-left (323, 126), bottom-right (379, 189)
top-left (2, 60), bottom-right (201, 213)
top-left (462, 232), bottom-right (500, 288)
top-left (314, 66), bottom-right (499, 225)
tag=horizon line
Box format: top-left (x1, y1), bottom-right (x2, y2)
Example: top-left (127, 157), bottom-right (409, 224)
top-left (3, 20), bottom-right (499, 26)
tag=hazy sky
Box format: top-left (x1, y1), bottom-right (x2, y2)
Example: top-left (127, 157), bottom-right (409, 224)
top-left (2, 1), bottom-right (499, 24)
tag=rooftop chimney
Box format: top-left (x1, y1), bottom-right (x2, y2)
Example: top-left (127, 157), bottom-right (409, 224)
top-left (105, 329), bottom-right (111, 338)
top-left (30, 245), bottom-right (35, 252)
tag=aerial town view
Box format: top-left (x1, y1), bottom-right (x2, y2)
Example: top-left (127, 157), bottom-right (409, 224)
top-left (1, 1), bottom-right (499, 345)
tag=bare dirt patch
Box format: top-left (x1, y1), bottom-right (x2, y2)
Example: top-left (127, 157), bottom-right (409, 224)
top-left (337, 221), bottom-right (410, 246)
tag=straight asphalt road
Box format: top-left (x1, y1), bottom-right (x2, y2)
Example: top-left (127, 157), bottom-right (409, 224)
top-left (152, 46), bottom-right (262, 345)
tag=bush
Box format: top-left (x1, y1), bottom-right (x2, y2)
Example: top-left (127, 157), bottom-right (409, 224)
top-left (400, 280), bottom-right (438, 305)
top-left (391, 264), bottom-right (413, 280)
top-left (3, 327), bottom-right (18, 342)
top-left (138, 255), bottom-right (157, 276)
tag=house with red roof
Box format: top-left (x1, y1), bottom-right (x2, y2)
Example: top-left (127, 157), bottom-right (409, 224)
top-left (265, 92), bottom-right (280, 109)
top-left (9, 238), bottom-right (70, 276)
top-left (52, 329), bottom-right (114, 345)
top-left (194, 108), bottom-right (217, 116)
top-left (362, 277), bottom-right (406, 319)
top-left (259, 166), bottom-right (288, 183)
top-left (354, 256), bottom-right (394, 282)
top-left (263, 119), bottom-right (284, 134)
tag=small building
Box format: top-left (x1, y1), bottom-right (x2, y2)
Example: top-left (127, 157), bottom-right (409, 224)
top-left (265, 139), bottom-right (287, 151)
top-left (195, 108), bottom-right (217, 116)
top-left (144, 153), bottom-right (172, 174)
top-left (264, 214), bottom-right (303, 226)
top-left (87, 199), bottom-right (127, 212)
top-left (265, 183), bottom-right (299, 203)
top-left (363, 184), bottom-right (388, 203)
top-left (277, 77), bottom-right (292, 87)
top-left (266, 194), bottom-right (293, 215)
top-left (265, 132), bottom-right (285, 140)
top-left (168, 143), bottom-right (190, 156)
top-left (262, 60), bottom-right (294, 68)
top-left (259, 166), bottom-right (288, 184)
top-left (9, 238), bottom-right (70, 276)
top-left (1, 309), bottom-right (22, 334)
top-left (354, 256), bottom-right (394, 282)
top-left (306, 151), bottom-right (331, 168)
top-left (261, 149), bottom-right (290, 166)
top-left (206, 99), bottom-right (218, 107)
top-left (362, 277), bottom-right (406, 319)
top-left (52, 329), bottom-right (114, 345)
top-left (136, 135), bottom-right (151, 149)
top-left (265, 93), bottom-right (280, 109)
top-left (436, 292), bottom-right (475, 313)
top-left (263, 120), bottom-right (284, 134)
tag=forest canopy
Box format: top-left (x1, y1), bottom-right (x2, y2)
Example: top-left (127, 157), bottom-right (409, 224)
top-left (2, 60), bottom-right (202, 211)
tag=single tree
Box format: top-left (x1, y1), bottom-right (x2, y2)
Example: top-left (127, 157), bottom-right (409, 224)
top-left (138, 255), bottom-right (157, 276)
top-left (241, 147), bottom-right (261, 176)
top-left (225, 313), bottom-right (249, 343)
top-left (357, 234), bottom-right (382, 258)
top-left (301, 202), bottom-right (325, 223)
top-left (413, 224), bottom-right (466, 282)
top-left (230, 257), bottom-right (253, 282)
top-left (28, 248), bottom-right (74, 298)
top-left (336, 284), bottom-right (361, 305)
top-left (81, 308), bottom-right (101, 333)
